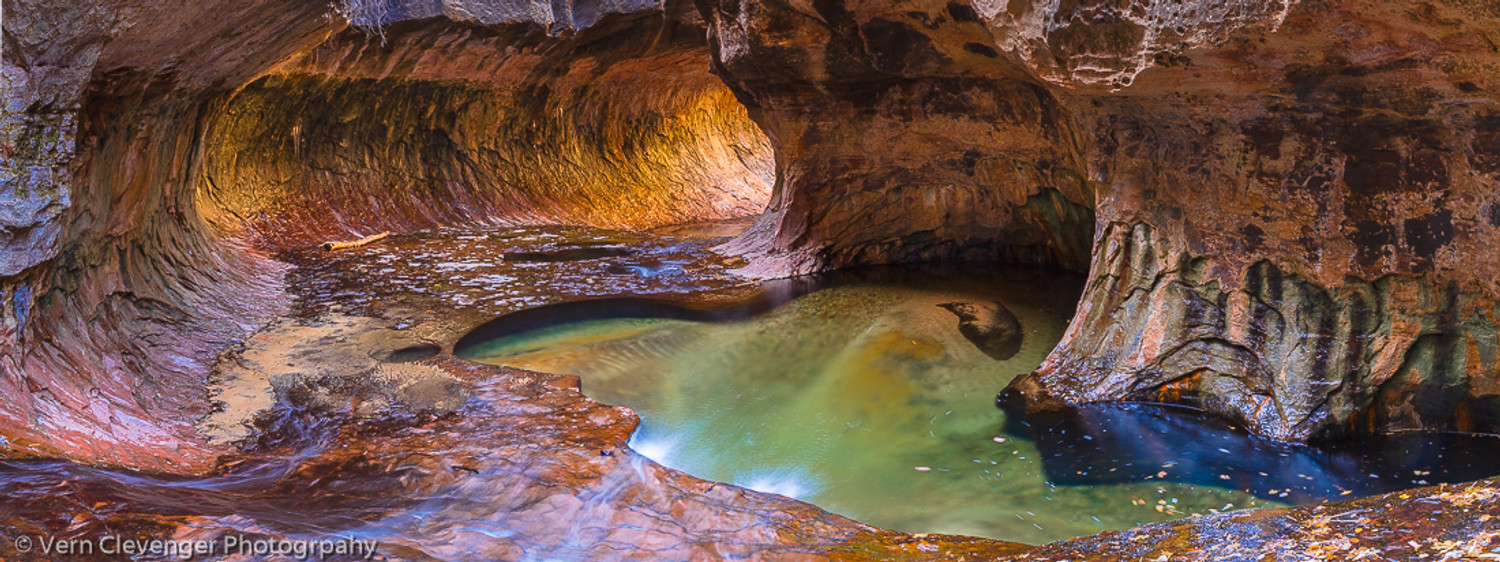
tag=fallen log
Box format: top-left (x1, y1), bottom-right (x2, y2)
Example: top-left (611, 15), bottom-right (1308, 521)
top-left (322, 231), bottom-right (391, 251)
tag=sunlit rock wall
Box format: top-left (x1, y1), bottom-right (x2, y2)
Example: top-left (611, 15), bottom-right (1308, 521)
top-left (0, 0), bottom-right (769, 469)
top-left (200, 16), bottom-right (771, 248)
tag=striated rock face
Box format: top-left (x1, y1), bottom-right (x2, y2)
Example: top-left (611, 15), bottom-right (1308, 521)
top-left (696, 0), bottom-right (1500, 441)
top-left (1, 0), bottom-right (336, 470)
top-left (975, 0), bottom-right (1299, 88)
top-left (1008, 0), bottom-right (1500, 441)
top-left (1027, 222), bottom-right (1500, 442)
top-left (201, 15), bottom-right (772, 248)
top-left (699, 0), bottom-right (1097, 276)
top-left (1, 0), bottom-right (770, 469)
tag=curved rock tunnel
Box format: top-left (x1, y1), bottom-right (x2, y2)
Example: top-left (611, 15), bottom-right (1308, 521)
top-left (4, 1), bottom-right (781, 470)
top-left (5, 0), bottom-right (1500, 552)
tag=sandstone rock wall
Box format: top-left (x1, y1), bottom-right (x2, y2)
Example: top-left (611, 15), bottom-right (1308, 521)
top-left (200, 16), bottom-right (771, 248)
top-left (701, 0), bottom-right (1097, 276)
top-left (1, 0), bottom-right (769, 469)
top-left (1, 0), bottom-right (336, 470)
top-left (1018, 0), bottom-right (1500, 441)
top-left (696, 0), bottom-right (1500, 441)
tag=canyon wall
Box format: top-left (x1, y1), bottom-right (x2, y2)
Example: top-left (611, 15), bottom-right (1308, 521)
top-left (201, 14), bottom-right (772, 248)
top-left (1, 0), bottom-right (769, 469)
top-left (1013, 0), bottom-right (1500, 441)
top-left (701, 0), bottom-right (1097, 276)
top-left (5, 0), bottom-right (1500, 470)
top-left (701, 0), bottom-right (1500, 442)
top-left (1, 0), bottom-right (335, 470)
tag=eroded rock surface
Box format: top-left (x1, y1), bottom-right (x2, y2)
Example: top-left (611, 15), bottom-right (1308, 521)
top-left (1014, 480), bottom-right (1500, 561)
top-left (697, 0), bottom-right (1500, 441)
top-left (202, 15), bottom-right (773, 247)
top-left (0, 225), bottom-right (1490, 561)
top-left (1006, 0), bottom-right (1500, 441)
top-left (2, 0), bottom-right (768, 469)
top-left (198, 314), bottom-right (466, 445)
top-left (702, 0), bottom-right (1096, 276)
top-left (940, 300), bottom-right (1023, 360)
top-left (6, 0), bottom-right (1500, 557)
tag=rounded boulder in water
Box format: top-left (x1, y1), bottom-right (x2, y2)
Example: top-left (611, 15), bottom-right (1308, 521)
top-left (938, 300), bottom-right (1023, 360)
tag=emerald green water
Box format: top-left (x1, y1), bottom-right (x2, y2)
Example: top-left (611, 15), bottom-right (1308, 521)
top-left (459, 268), bottom-right (1282, 543)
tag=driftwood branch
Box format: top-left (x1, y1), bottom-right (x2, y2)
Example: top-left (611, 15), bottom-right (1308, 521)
top-left (322, 231), bottom-right (391, 251)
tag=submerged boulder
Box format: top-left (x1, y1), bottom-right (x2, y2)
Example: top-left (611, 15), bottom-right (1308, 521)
top-left (939, 300), bottom-right (1024, 360)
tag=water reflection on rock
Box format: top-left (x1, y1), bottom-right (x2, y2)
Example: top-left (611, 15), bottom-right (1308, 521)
top-left (1000, 399), bottom-right (1500, 505)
